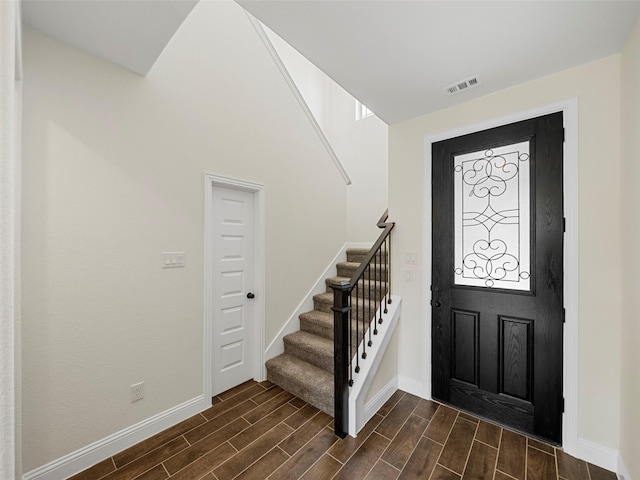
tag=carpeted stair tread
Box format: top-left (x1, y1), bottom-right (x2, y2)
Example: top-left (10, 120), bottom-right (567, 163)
top-left (266, 353), bottom-right (334, 415)
top-left (284, 331), bottom-right (334, 372)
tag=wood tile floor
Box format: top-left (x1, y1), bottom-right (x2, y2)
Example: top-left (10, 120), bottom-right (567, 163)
top-left (70, 381), bottom-right (617, 480)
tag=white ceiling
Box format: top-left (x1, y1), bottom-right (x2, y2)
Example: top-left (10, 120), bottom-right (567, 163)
top-left (22, 0), bottom-right (640, 124)
top-left (22, 0), bottom-right (198, 76)
top-left (239, 0), bottom-right (640, 124)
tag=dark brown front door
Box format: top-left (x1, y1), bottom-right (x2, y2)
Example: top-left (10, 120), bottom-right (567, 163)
top-left (431, 112), bottom-right (564, 444)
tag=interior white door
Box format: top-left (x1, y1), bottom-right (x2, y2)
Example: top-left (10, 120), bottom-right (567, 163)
top-left (212, 186), bottom-right (255, 396)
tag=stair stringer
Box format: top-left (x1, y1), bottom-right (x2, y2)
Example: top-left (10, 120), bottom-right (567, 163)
top-left (348, 295), bottom-right (402, 437)
top-left (263, 242), bottom-right (373, 378)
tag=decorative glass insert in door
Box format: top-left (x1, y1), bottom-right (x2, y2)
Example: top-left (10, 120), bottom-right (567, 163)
top-left (453, 142), bottom-right (531, 291)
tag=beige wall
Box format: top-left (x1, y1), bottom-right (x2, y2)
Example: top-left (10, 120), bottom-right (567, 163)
top-left (620, 15), bottom-right (640, 480)
top-left (389, 55), bottom-right (622, 450)
top-left (21, 1), bottom-right (348, 471)
top-left (267, 29), bottom-right (389, 243)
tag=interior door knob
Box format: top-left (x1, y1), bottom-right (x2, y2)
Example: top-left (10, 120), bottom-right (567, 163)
top-left (247, 292), bottom-right (255, 299)
top-left (431, 300), bottom-right (442, 308)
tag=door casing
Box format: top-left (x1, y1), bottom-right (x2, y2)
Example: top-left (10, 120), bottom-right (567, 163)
top-left (421, 99), bottom-right (579, 455)
top-left (204, 174), bottom-right (266, 401)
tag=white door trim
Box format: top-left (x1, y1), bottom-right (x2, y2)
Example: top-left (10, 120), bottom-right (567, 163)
top-left (204, 174), bottom-right (266, 401)
top-left (422, 98), bottom-right (579, 455)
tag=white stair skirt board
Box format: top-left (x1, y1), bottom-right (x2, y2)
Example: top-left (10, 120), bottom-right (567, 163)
top-left (263, 242), bottom-right (373, 372)
top-left (22, 396), bottom-right (208, 480)
top-left (363, 376), bottom-right (398, 431)
top-left (348, 295), bottom-right (401, 437)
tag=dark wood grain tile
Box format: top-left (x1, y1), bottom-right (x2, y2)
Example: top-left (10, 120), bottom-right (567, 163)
top-left (496, 429), bottom-right (527, 480)
top-left (213, 423), bottom-right (293, 480)
top-left (74, 386), bottom-right (605, 480)
top-left (216, 380), bottom-right (259, 401)
top-left (102, 437), bottom-right (188, 480)
top-left (134, 464), bottom-right (168, 480)
top-left (475, 420), bottom-right (501, 448)
top-left (397, 437), bottom-right (442, 480)
top-left (438, 417), bottom-right (477, 474)
top-left (203, 385), bottom-right (265, 421)
top-left (378, 390), bottom-right (406, 416)
top-left (251, 385), bottom-right (285, 405)
top-left (526, 445), bottom-right (557, 480)
top-left (587, 463), bottom-right (618, 480)
top-left (375, 393), bottom-right (421, 440)
top-left (494, 471), bottom-right (514, 480)
top-left (169, 442), bottom-right (237, 480)
top-left (333, 432), bottom-right (390, 480)
top-left (185, 400), bottom-right (259, 444)
top-left (458, 412), bottom-right (479, 424)
top-left (289, 397), bottom-right (307, 409)
top-left (279, 411), bottom-right (333, 455)
top-left (258, 380), bottom-right (274, 389)
top-left (431, 464), bottom-right (461, 479)
top-left (299, 454), bottom-right (343, 480)
top-left (284, 403), bottom-right (321, 430)
top-left (364, 460), bottom-right (401, 480)
top-left (328, 413), bottom-right (384, 463)
top-left (234, 447), bottom-right (289, 480)
top-left (381, 414), bottom-right (430, 470)
top-left (68, 457), bottom-right (116, 480)
top-left (230, 403), bottom-right (297, 450)
top-left (528, 438), bottom-right (555, 455)
top-left (556, 448), bottom-right (588, 479)
top-left (461, 440), bottom-right (497, 480)
top-left (242, 391), bottom-right (295, 424)
top-left (269, 427), bottom-right (338, 480)
top-left (424, 405), bottom-right (458, 444)
top-left (113, 415), bottom-right (204, 467)
top-left (163, 417), bottom-right (250, 475)
top-left (413, 399), bottom-right (439, 421)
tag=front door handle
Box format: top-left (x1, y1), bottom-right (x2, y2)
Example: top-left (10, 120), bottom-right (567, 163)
top-left (247, 292), bottom-right (255, 299)
top-left (431, 300), bottom-right (442, 308)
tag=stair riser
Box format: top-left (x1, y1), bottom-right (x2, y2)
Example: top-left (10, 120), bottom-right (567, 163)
top-left (313, 298), bottom-right (380, 320)
top-left (336, 265), bottom-right (388, 281)
top-left (325, 281), bottom-right (388, 300)
top-left (347, 252), bottom-right (389, 263)
top-left (266, 365), bottom-right (333, 416)
top-left (300, 316), bottom-right (375, 344)
top-left (284, 339), bottom-right (334, 373)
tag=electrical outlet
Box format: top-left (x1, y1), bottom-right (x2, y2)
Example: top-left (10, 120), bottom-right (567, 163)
top-left (131, 382), bottom-right (144, 402)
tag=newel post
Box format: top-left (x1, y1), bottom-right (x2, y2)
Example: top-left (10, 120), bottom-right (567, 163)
top-left (331, 281), bottom-right (351, 439)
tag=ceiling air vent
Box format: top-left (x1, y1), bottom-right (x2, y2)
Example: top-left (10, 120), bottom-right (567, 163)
top-left (444, 75), bottom-right (482, 96)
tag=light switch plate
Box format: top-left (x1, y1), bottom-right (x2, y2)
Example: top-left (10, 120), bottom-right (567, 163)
top-left (162, 252), bottom-right (186, 268)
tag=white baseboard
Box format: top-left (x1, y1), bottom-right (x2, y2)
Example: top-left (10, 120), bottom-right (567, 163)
top-left (577, 438), bottom-right (619, 474)
top-left (618, 455), bottom-right (632, 480)
top-left (22, 395), bottom-right (208, 480)
top-left (398, 376), bottom-right (425, 399)
top-left (363, 376), bottom-right (398, 429)
top-left (263, 242), bottom-right (373, 368)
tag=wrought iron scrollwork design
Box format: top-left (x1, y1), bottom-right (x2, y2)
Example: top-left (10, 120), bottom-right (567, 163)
top-left (454, 149), bottom-right (530, 288)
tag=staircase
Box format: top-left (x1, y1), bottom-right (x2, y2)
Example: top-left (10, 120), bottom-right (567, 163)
top-left (265, 247), bottom-right (388, 416)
